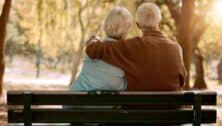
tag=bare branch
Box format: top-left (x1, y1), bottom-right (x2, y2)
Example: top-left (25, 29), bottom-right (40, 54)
top-left (85, 0), bottom-right (100, 31)
top-left (0, 0), bottom-right (12, 22)
top-left (0, 0), bottom-right (12, 94)
top-left (165, 0), bottom-right (180, 26)
top-left (0, 0), bottom-right (12, 48)
top-left (77, 1), bottom-right (85, 44)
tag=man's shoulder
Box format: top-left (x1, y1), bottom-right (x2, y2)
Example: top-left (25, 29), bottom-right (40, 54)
top-left (169, 40), bottom-right (182, 50)
top-left (164, 40), bottom-right (183, 57)
top-left (164, 39), bottom-right (181, 48)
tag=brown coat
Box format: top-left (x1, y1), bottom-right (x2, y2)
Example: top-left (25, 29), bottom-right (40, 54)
top-left (86, 30), bottom-right (186, 91)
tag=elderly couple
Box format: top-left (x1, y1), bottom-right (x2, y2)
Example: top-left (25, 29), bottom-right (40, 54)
top-left (70, 3), bottom-right (186, 92)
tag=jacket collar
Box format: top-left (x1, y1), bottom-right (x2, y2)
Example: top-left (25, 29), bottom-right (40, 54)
top-left (142, 29), bottom-right (165, 38)
top-left (104, 36), bottom-right (124, 42)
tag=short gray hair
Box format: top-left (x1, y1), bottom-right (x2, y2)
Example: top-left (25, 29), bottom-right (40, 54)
top-left (102, 6), bottom-right (132, 38)
top-left (136, 3), bottom-right (161, 29)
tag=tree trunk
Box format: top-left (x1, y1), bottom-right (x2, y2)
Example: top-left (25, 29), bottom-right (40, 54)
top-left (0, 0), bottom-right (12, 96)
top-left (193, 49), bottom-right (207, 89)
top-left (217, 59), bottom-right (222, 83)
top-left (68, 1), bottom-right (88, 86)
top-left (69, 0), bottom-right (104, 86)
top-left (69, 48), bottom-right (84, 85)
top-left (36, 39), bottom-right (41, 78)
top-left (178, 0), bottom-right (194, 90)
top-left (166, 0), bottom-right (211, 89)
top-left (192, 25), bottom-right (209, 89)
top-left (36, 0), bottom-right (43, 78)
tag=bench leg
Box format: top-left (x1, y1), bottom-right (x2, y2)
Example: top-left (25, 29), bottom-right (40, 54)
top-left (193, 94), bottom-right (201, 126)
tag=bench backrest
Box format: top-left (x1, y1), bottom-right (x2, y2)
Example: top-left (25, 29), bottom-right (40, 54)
top-left (7, 91), bottom-right (217, 126)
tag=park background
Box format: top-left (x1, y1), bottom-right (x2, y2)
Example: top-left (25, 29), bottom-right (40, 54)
top-left (0, 0), bottom-right (222, 125)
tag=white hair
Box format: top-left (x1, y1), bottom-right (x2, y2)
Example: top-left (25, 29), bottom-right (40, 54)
top-left (102, 6), bottom-right (132, 38)
top-left (136, 3), bottom-right (162, 30)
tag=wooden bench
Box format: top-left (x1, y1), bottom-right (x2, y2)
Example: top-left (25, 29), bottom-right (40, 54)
top-left (7, 91), bottom-right (217, 126)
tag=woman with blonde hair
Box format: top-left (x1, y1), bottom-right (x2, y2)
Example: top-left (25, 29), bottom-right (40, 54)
top-left (70, 6), bottom-right (132, 91)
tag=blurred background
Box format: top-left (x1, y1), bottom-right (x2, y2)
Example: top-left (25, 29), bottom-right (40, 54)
top-left (0, 0), bottom-right (222, 90)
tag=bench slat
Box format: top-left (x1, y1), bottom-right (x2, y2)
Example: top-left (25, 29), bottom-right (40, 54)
top-left (7, 91), bottom-right (216, 105)
top-left (8, 109), bottom-right (216, 124)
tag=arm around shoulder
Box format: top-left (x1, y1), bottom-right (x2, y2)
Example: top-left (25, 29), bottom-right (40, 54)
top-left (86, 42), bottom-right (104, 59)
top-left (85, 40), bottom-right (129, 69)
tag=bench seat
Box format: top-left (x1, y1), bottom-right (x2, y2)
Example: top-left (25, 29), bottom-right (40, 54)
top-left (7, 91), bottom-right (217, 126)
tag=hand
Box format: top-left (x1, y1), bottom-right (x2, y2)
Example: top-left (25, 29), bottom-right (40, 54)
top-left (86, 35), bottom-right (101, 46)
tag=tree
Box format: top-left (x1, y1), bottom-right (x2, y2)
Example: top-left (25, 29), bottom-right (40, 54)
top-left (6, 0), bottom-right (116, 78)
top-left (36, 0), bottom-right (43, 78)
top-left (191, 1), bottom-right (214, 89)
top-left (193, 48), bottom-right (207, 89)
top-left (217, 59), bottom-right (222, 83)
top-left (69, 0), bottom-right (115, 85)
top-left (0, 0), bottom-right (12, 95)
top-left (176, 0), bottom-right (194, 89)
top-left (165, 0), bottom-right (213, 89)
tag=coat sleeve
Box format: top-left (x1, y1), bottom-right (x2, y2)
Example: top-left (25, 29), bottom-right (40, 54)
top-left (85, 40), bottom-right (130, 70)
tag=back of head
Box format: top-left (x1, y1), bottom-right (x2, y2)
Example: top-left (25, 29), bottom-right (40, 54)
top-left (136, 3), bottom-right (161, 30)
top-left (102, 6), bottom-right (132, 39)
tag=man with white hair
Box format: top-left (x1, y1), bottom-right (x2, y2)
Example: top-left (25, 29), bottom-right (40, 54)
top-left (86, 3), bottom-right (186, 91)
